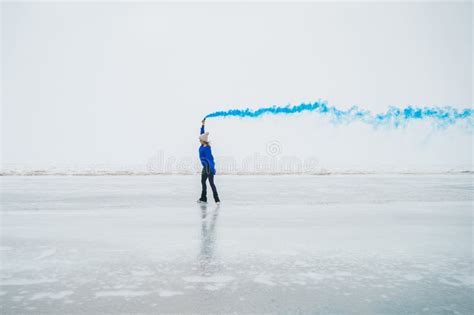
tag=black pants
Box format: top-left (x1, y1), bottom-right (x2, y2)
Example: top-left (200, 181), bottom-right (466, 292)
top-left (200, 167), bottom-right (220, 202)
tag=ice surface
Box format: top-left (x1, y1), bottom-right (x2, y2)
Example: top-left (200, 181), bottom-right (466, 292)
top-left (30, 291), bottom-right (73, 300)
top-left (95, 290), bottom-right (152, 298)
top-left (0, 175), bottom-right (472, 314)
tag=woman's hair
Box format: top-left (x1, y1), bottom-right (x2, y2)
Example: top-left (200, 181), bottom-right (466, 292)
top-left (201, 140), bottom-right (210, 146)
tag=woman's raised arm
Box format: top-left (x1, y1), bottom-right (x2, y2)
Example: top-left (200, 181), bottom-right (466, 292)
top-left (200, 118), bottom-right (206, 135)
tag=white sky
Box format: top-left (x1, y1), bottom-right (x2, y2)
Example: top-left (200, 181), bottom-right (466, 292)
top-left (2, 2), bottom-right (472, 172)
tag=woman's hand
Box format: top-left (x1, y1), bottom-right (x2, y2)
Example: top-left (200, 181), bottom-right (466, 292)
top-left (201, 118), bottom-right (206, 125)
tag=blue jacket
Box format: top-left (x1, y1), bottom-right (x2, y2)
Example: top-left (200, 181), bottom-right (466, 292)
top-left (199, 125), bottom-right (216, 174)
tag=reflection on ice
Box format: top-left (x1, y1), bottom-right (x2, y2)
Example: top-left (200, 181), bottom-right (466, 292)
top-left (199, 203), bottom-right (220, 276)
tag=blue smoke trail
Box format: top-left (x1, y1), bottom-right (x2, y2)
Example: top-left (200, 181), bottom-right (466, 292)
top-left (204, 101), bottom-right (473, 129)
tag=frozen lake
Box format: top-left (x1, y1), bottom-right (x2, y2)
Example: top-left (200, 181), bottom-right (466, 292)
top-left (1, 175), bottom-right (472, 314)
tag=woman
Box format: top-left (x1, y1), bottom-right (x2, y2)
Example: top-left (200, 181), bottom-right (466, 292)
top-left (198, 118), bottom-right (220, 204)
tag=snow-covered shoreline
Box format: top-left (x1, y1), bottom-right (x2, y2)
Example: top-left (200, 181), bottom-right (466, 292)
top-left (1, 170), bottom-right (473, 176)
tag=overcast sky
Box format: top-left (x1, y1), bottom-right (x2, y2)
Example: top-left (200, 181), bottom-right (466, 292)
top-left (2, 2), bottom-right (472, 172)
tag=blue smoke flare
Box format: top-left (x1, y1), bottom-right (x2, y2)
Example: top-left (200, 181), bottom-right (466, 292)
top-left (204, 101), bottom-right (473, 129)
